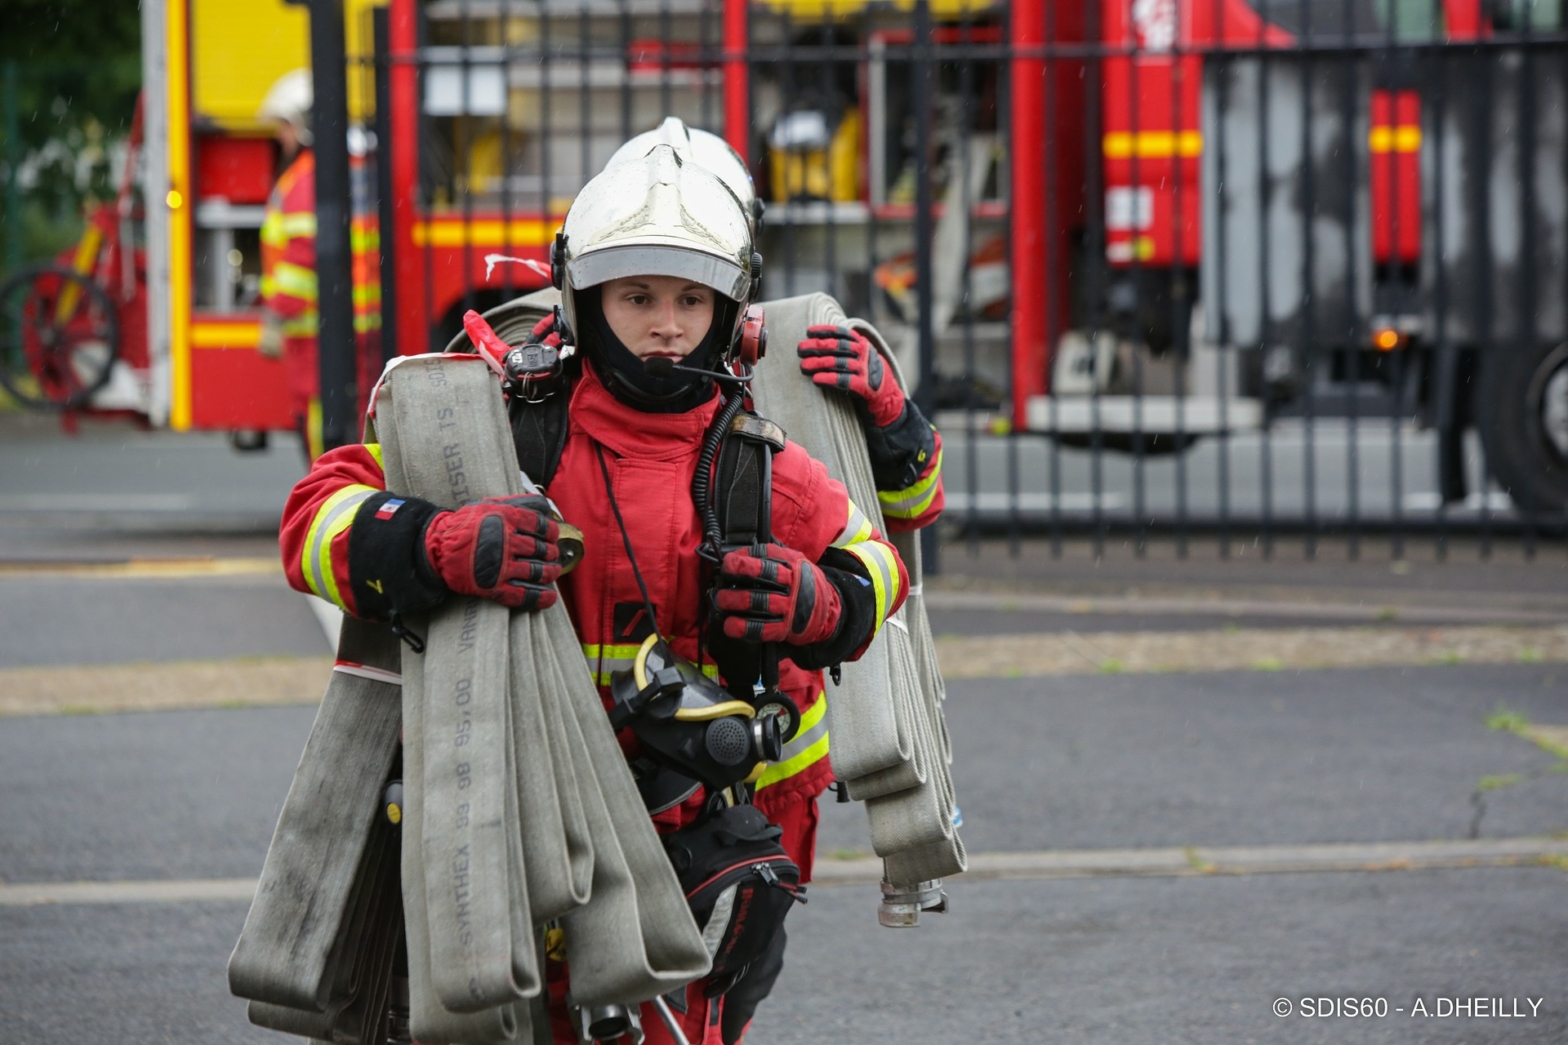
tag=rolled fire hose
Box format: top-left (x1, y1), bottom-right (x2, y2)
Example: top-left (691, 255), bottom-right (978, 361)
top-left (747, 294), bottom-right (966, 890)
top-left (230, 352), bottom-right (710, 1044)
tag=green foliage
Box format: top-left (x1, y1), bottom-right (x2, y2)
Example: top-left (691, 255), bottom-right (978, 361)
top-left (1, 1), bottom-right (142, 268)
top-left (1485, 708), bottom-right (1532, 736)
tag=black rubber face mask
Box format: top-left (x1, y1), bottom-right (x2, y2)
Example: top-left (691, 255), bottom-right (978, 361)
top-left (578, 284), bottom-right (729, 413)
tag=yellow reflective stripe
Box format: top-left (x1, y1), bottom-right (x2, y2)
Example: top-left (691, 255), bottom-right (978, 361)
top-left (1103, 130), bottom-right (1203, 159)
top-left (281, 312), bottom-right (318, 337)
top-left (582, 642), bottom-right (649, 686)
top-left (259, 274), bottom-right (276, 297)
top-left (272, 261), bottom-right (318, 301)
top-left (844, 539), bottom-right (898, 628)
top-left (353, 284), bottom-right (382, 307)
top-left (755, 693), bottom-right (829, 789)
top-left (581, 642), bottom-right (648, 660)
top-left (580, 643), bottom-right (722, 685)
top-left (586, 662), bottom-right (721, 685)
top-left (278, 212), bottom-right (317, 238)
top-left (877, 446), bottom-right (943, 519)
top-left (351, 225), bottom-right (381, 252)
top-left (260, 213), bottom-right (286, 247)
top-left (301, 483), bottom-right (378, 608)
top-left (366, 443), bottom-right (384, 470)
top-left (831, 499), bottom-right (875, 549)
top-left (1369, 125), bottom-right (1421, 153)
top-left (354, 313), bottom-right (383, 334)
top-left (305, 399), bottom-right (324, 462)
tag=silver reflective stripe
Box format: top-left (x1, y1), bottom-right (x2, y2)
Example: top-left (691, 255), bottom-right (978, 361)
top-left (777, 707), bottom-right (829, 765)
top-left (850, 541), bottom-right (898, 615)
top-left (832, 502), bottom-right (873, 548)
top-left (306, 489), bottom-right (376, 603)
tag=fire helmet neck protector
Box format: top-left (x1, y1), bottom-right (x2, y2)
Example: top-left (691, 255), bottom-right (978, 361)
top-left (558, 144), bottom-right (756, 410)
top-left (259, 69), bottom-right (314, 147)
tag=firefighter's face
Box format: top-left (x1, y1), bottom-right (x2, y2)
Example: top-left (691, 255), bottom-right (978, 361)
top-left (600, 276), bottom-right (714, 360)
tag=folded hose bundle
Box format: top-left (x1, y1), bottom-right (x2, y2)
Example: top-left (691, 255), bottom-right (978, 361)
top-left (231, 353), bottom-right (709, 1044)
top-left (748, 294), bottom-right (966, 891)
top-left (228, 617), bottom-right (405, 1043)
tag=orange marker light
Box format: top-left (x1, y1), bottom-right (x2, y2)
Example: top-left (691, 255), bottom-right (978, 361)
top-left (1374, 329), bottom-right (1402, 352)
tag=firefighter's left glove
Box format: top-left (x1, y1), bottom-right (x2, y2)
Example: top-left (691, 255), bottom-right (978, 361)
top-left (797, 325), bottom-right (905, 428)
top-left (422, 495), bottom-right (563, 611)
top-left (715, 542), bottom-right (842, 646)
top-left (258, 312), bottom-right (285, 359)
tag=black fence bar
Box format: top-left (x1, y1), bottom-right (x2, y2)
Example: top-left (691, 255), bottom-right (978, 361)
top-left (297, 0), bottom-right (357, 452)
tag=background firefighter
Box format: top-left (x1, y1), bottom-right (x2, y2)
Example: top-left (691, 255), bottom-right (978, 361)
top-left (278, 145), bottom-right (912, 1043)
top-left (257, 69), bottom-right (322, 460)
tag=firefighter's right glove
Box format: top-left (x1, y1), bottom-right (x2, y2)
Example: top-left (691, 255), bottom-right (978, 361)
top-left (258, 312), bottom-right (285, 359)
top-left (797, 325), bottom-right (906, 428)
top-left (422, 495), bottom-right (563, 611)
top-left (715, 543), bottom-right (842, 646)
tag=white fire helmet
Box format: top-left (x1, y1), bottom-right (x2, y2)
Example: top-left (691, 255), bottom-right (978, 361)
top-left (605, 117), bottom-right (758, 229)
top-left (258, 69), bottom-right (314, 147)
top-left (554, 143), bottom-right (756, 361)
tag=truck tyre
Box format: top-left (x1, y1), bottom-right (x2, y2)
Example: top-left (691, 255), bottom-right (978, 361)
top-left (1475, 340), bottom-right (1568, 513)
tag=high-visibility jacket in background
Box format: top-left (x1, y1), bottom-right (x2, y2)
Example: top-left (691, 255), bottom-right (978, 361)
top-left (260, 149), bottom-right (321, 457)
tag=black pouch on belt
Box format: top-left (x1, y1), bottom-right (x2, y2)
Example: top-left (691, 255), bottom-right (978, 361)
top-left (662, 802), bottom-right (803, 996)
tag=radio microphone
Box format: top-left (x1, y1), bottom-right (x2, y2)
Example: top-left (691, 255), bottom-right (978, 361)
top-left (642, 357), bottom-right (753, 385)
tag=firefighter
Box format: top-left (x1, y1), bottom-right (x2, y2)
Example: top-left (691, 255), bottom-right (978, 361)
top-left (279, 145), bottom-right (910, 1044)
top-left (257, 69), bottom-right (323, 460)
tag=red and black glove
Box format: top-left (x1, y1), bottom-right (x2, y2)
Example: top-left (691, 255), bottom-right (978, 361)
top-left (422, 494), bottom-right (562, 610)
top-left (797, 325), bottom-right (906, 428)
top-left (526, 311), bottom-right (564, 349)
top-left (715, 542), bottom-right (843, 646)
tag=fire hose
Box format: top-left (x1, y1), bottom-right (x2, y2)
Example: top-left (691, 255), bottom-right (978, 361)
top-left (230, 353), bottom-right (710, 1043)
top-left (747, 294), bottom-right (966, 912)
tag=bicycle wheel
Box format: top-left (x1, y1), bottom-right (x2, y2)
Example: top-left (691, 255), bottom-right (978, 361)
top-left (0, 264), bottom-right (121, 410)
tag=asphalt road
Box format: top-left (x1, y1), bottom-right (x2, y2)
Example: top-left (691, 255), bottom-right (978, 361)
top-left (3, 414), bottom-right (1566, 1044)
top-left (3, 664), bottom-right (1566, 1043)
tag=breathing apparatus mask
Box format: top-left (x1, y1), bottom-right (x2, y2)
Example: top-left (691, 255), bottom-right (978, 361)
top-left (607, 635), bottom-right (799, 794)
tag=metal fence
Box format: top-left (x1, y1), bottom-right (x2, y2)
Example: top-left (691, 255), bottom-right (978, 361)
top-left (346, 0), bottom-right (1568, 561)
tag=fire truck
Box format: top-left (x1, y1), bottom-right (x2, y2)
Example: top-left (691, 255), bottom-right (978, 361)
top-left (0, 0), bottom-right (383, 437)
top-left (6, 0), bottom-right (1563, 508)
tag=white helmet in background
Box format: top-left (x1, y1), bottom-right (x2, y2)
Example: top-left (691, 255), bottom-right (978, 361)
top-left (259, 69), bottom-right (314, 147)
top-left (605, 117), bottom-right (762, 232)
top-left (554, 144), bottom-right (758, 405)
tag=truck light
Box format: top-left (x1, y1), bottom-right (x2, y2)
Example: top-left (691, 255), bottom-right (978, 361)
top-left (166, 189), bottom-right (183, 210)
top-left (1374, 328), bottom-right (1403, 351)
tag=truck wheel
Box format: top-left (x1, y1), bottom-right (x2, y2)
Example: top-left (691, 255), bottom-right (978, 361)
top-left (1475, 340), bottom-right (1568, 513)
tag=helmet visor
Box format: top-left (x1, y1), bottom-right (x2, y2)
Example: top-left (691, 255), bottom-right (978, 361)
top-left (568, 244), bottom-right (748, 303)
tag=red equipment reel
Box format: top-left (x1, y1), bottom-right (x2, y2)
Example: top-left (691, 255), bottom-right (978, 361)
top-left (737, 304), bottom-right (767, 367)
